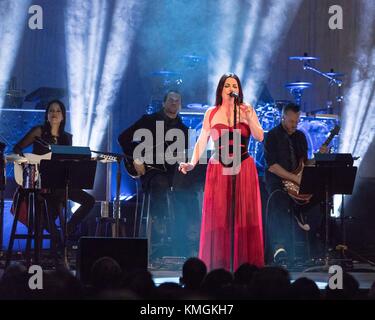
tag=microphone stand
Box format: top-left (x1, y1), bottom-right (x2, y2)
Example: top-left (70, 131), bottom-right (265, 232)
top-left (230, 97), bottom-right (238, 273)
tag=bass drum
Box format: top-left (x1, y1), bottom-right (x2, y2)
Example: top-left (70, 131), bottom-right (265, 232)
top-left (255, 103), bottom-right (281, 132)
top-left (248, 134), bottom-right (267, 175)
top-left (248, 104), bottom-right (281, 174)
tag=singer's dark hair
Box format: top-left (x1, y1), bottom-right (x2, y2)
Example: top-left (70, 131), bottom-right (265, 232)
top-left (43, 99), bottom-right (67, 136)
top-left (215, 73), bottom-right (244, 106)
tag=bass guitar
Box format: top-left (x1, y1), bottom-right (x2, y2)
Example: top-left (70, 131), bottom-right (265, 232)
top-left (123, 142), bottom-right (187, 179)
top-left (282, 124), bottom-right (340, 204)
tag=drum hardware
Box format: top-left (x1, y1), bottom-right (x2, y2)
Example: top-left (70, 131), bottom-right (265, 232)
top-left (181, 54), bottom-right (205, 61)
top-left (185, 103), bottom-right (209, 112)
top-left (181, 54), bottom-right (205, 69)
top-left (303, 65), bottom-right (344, 87)
top-left (289, 53), bottom-right (319, 61)
top-left (285, 82), bottom-right (312, 107)
top-left (324, 69), bottom-right (345, 113)
top-left (325, 71), bottom-right (345, 78)
top-left (285, 82), bottom-right (312, 90)
top-left (149, 70), bottom-right (183, 86)
top-left (150, 70), bottom-right (182, 77)
top-left (148, 70), bottom-right (183, 114)
top-left (289, 54), bottom-right (345, 114)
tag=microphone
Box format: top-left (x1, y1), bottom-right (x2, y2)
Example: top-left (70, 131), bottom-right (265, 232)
top-left (229, 92), bottom-right (239, 99)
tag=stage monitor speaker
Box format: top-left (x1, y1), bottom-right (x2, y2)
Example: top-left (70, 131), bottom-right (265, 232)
top-left (76, 237), bottom-right (148, 285)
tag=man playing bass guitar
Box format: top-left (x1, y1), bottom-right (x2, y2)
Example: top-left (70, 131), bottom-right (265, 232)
top-left (264, 103), bottom-right (332, 265)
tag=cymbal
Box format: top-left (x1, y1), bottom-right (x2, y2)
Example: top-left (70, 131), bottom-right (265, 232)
top-left (289, 56), bottom-right (319, 61)
top-left (186, 103), bottom-right (205, 109)
top-left (150, 70), bottom-right (182, 77)
top-left (325, 72), bottom-right (345, 77)
top-left (285, 82), bottom-right (312, 90)
top-left (182, 54), bottom-right (205, 61)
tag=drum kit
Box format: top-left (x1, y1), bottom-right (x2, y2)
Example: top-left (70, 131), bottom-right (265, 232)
top-left (146, 54), bottom-right (206, 114)
top-left (249, 54), bottom-right (344, 172)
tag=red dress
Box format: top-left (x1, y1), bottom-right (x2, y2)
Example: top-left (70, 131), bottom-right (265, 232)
top-left (198, 108), bottom-right (264, 270)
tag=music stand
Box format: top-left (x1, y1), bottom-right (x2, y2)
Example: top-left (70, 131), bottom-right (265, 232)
top-left (299, 164), bottom-right (357, 272)
top-left (40, 155), bottom-right (97, 267)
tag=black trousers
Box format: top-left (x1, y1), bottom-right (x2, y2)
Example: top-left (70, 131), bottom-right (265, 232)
top-left (171, 190), bottom-right (201, 257)
top-left (265, 185), bottom-right (294, 258)
top-left (266, 184), bottom-right (319, 262)
top-left (143, 171), bottom-right (200, 259)
top-left (43, 189), bottom-right (95, 233)
top-left (143, 173), bottom-right (173, 259)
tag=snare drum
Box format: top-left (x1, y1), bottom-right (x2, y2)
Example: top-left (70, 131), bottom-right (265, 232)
top-left (256, 103), bottom-right (281, 131)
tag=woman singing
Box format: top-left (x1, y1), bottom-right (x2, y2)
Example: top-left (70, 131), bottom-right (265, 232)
top-left (179, 73), bottom-right (264, 270)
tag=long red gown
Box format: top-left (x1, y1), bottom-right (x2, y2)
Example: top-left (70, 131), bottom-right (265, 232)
top-left (198, 108), bottom-right (264, 270)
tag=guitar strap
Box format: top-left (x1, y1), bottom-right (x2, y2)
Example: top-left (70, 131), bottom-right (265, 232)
top-left (287, 134), bottom-right (298, 171)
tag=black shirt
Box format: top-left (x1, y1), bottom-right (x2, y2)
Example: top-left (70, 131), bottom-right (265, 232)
top-left (264, 124), bottom-right (308, 188)
top-left (118, 110), bottom-right (189, 174)
top-left (13, 125), bottom-right (72, 155)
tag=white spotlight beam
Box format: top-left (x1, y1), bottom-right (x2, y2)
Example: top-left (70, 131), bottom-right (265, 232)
top-left (340, 0), bottom-right (375, 163)
top-left (208, 0), bottom-right (302, 105)
top-left (241, 0), bottom-right (303, 104)
top-left (82, 0), bottom-right (108, 146)
top-left (233, 0), bottom-right (261, 80)
top-left (89, 0), bottom-right (144, 151)
top-left (334, 0), bottom-right (375, 217)
top-left (0, 0), bottom-right (31, 112)
top-left (207, 0), bottom-right (240, 104)
top-left (65, 0), bottom-right (108, 146)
